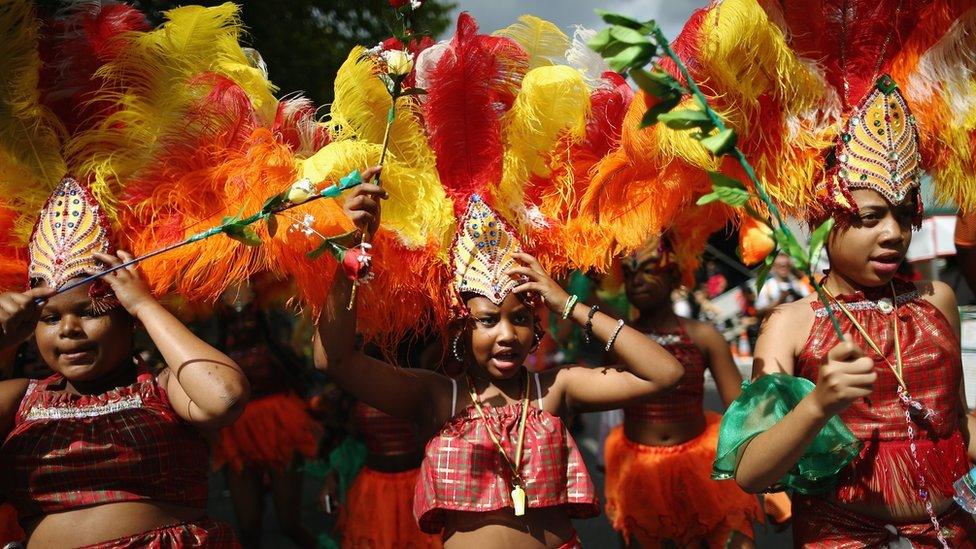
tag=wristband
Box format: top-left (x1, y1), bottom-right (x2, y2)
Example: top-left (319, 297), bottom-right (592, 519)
top-left (561, 294), bottom-right (579, 320)
top-left (583, 305), bottom-right (600, 344)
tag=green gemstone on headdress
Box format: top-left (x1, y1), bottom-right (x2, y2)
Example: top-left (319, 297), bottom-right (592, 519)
top-left (876, 74), bottom-right (898, 95)
top-left (842, 133), bottom-right (851, 143)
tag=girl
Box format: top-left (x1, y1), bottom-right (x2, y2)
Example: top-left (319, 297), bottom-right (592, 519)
top-left (0, 177), bottom-right (250, 547)
top-left (313, 173), bottom-right (684, 549)
top-left (603, 234), bottom-right (768, 548)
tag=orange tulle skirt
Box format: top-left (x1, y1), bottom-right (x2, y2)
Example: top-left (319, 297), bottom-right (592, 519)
top-left (338, 467), bottom-right (442, 549)
top-left (213, 392), bottom-right (322, 472)
top-left (604, 412), bottom-right (763, 548)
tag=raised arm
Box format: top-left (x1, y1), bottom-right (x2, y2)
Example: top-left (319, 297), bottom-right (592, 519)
top-left (95, 252), bottom-right (249, 429)
top-left (0, 288), bottom-right (54, 351)
top-left (733, 303), bottom-right (874, 492)
top-left (313, 169), bottom-right (448, 423)
top-left (508, 253), bottom-right (683, 414)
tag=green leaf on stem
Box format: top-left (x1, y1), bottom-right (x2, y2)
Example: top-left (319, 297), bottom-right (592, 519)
top-left (223, 224), bottom-right (262, 247)
top-left (699, 128), bottom-right (737, 156)
top-left (639, 95), bottom-right (681, 128)
top-left (595, 10), bottom-right (654, 33)
top-left (400, 87), bottom-right (427, 96)
top-left (657, 109), bottom-right (714, 131)
top-left (266, 215), bottom-right (278, 238)
top-left (630, 68), bottom-right (685, 98)
top-left (696, 172), bottom-right (750, 206)
top-left (587, 28), bottom-right (614, 52)
top-left (261, 192), bottom-right (287, 214)
top-left (609, 25), bottom-right (650, 45)
top-left (607, 44), bottom-right (654, 72)
top-left (772, 227), bottom-right (808, 271)
top-left (755, 248), bottom-right (778, 294)
top-left (808, 218), bottom-right (835, 268)
top-left (307, 238), bottom-right (342, 261)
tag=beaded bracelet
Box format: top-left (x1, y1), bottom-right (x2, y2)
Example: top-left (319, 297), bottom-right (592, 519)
top-left (561, 294), bottom-right (579, 320)
top-left (605, 319), bottom-right (626, 352)
top-left (583, 305), bottom-right (600, 344)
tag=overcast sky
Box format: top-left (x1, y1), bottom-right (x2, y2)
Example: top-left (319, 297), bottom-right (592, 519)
top-left (447, 0), bottom-right (710, 41)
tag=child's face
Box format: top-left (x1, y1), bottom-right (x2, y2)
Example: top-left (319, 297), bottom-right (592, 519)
top-left (826, 189), bottom-right (915, 288)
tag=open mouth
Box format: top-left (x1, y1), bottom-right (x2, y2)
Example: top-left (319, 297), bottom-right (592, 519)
top-left (490, 350), bottom-right (521, 371)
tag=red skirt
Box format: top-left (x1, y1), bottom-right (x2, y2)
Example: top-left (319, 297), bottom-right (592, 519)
top-left (604, 412), bottom-right (763, 547)
top-left (338, 467), bottom-right (442, 548)
top-left (213, 392), bottom-right (322, 472)
top-left (794, 496), bottom-right (976, 548)
top-left (79, 518), bottom-right (239, 548)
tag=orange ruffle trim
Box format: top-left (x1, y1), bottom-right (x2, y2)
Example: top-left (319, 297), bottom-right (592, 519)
top-left (604, 412), bottom-right (763, 547)
top-left (213, 392), bottom-right (322, 472)
top-left (337, 467), bottom-right (442, 549)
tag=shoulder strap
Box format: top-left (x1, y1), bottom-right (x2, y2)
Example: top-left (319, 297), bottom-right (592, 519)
top-left (533, 372), bottom-right (543, 410)
top-left (450, 377), bottom-right (458, 416)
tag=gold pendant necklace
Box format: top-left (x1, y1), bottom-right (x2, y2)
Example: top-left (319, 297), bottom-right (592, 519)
top-left (467, 370), bottom-right (530, 516)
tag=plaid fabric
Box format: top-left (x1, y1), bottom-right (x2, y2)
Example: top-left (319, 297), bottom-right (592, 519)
top-left (624, 322), bottom-right (705, 423)
top-left (220, 305), bottom-right (287, 396)
top-left (80, 518), bottom-right (239, 548)
top-left (796, 280), bottom-right (969, 507)
top-left (0, 364), bottom-right (209, 520)
top-left (414, 404), bottom-right (599, 533)
top-left (793, 496), bottom-right (976, 548)
top-left (355, 401), bottom-right (421, 456)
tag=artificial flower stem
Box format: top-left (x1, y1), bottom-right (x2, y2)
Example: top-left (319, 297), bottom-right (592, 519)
top-left (47, 173), bottom-right (363, 300)
top-left (347, 80), bottom-right (402, 311)
top-left (650, 25), bottom-right (845, 339)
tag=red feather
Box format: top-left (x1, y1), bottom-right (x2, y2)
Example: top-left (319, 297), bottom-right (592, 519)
top-left (38, 3), bottom-right (149, 134)
top-left (422, 13), bottom-right (528, 212)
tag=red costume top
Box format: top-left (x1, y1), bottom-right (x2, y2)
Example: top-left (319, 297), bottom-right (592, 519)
top-left (0, 364), bottom-right (209, 521)
top-left (413, 374), bottom-right (599, 533)
top-left (354, 401), bottom-right (420, 456)
top-left (218, 303), bottom-right (292, 396)
top-left (796, 280), bottom-right (968, 508)
top-left (624, 321), bottom-right (705, 424)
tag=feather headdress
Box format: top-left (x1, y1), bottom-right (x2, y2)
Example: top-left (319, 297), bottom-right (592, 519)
top-left (266, 13), bottom-right (655, 343)
top-left (594, 0), bottom-right (976, 238)
top-left (0, 1), bottom-right (331, 307)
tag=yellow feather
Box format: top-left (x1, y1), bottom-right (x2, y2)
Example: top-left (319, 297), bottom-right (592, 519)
top-left (326, 48), bottom-right (453, 248)
top-left (494, 65), bottom-right (590, 226)
top-left (63, 3), bottom-right (277, 219)
top-left (0, 1), bottom-right (67, 238)
top-left (300, 141), bottom-right (454, 250)
top-left (493, 15), bottom-right (570, 70)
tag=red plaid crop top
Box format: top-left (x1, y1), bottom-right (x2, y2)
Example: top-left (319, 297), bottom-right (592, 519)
top-left (624, 321), bottom-right (706, 423)
top-left (0, 363), bottom-right (209, 520)
top-left (413, 373), bottom-right (599, 533)
top-left (354, 401), bottom-right (421, 456)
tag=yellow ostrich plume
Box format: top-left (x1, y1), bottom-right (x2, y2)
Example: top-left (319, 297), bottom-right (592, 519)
top-left (493, 64), bottom-right (590, 226)
top-left (326, 48), bottom-right (453, 248)
top-left (299, 141), bottom-right (454, 250)
top-left (64, 3), bottom-right (277, 221)
top-left (0, 1), bottom-right (67, 239)
top-left (494, 15), bottom-right (570, 70)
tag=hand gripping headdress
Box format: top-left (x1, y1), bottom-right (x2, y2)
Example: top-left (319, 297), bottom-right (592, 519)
top-left (582, 0), bottom-right (976, 256)
top-left (266, 13), bottom-right (643, 345)
top-left (0, 2), bottom-right (329, 305)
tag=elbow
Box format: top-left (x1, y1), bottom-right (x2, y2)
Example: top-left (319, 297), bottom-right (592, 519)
top-left (659, 355), bottom-right (685, 390)
top-left (734, 471), bottom-right (767, 494)
top-left (208, 373), bottom-right (251, 427)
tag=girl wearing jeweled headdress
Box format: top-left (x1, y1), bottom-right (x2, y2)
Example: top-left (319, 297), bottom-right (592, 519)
top-left (274, 12), bottom-right (686, 548)
top-left (0, 2), bottom-right (335, 546)
top-left (627, 0), bottom-right (976, 546)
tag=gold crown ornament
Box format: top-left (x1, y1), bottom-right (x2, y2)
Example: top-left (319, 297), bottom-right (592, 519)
top-left (821, 75), bottom-right (923, 212)
top-left (451, 195), bottom-right (522, 306)
top-left (28, 177), bottom-right (119, 311)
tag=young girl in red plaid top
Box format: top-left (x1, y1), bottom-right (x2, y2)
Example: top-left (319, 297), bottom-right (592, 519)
top-left (313, 171), bottom-right (684, 549)
top-left (0, 178), bottom-right (250, 547)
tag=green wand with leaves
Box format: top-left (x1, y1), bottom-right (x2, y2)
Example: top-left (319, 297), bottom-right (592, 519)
top-left (589, 10), bottom-right (844, 337)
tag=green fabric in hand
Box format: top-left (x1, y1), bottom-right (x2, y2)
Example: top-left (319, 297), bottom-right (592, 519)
top-left (711, 373), bottom-right (861, 494)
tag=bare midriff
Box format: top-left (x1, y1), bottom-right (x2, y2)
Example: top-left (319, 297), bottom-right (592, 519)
top-left (25, 501), bottom-right (203, 547)
top-left (623, 414), bottom-right (707, 446)
top-left (442, 508), bottom-right (575, 549)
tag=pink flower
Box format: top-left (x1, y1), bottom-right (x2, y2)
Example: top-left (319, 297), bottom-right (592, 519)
top-left (340, 244), bottom-right (373, 282)
top-left (389, 0), bottom-right (410, 8)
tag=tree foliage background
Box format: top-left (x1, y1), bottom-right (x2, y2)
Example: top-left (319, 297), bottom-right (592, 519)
top-left (37, 0), bottom-right (456, 105)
